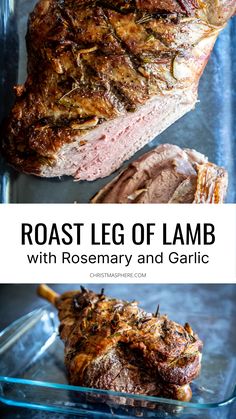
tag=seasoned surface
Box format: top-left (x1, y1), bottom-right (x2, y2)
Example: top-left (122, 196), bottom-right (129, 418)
top-left (2, 0), bottom-right (235, 178)
top-left (56, 287), bottom-right (202, 401)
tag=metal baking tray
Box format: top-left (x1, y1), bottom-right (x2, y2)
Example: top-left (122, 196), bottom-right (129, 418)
top-left (0, 1), bottom-right (235, 203)
top-left (0, 306), bottom-right (236, 418)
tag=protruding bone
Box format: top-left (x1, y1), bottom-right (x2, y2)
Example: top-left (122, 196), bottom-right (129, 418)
top-left (37, 284), bottom-right (59, 306)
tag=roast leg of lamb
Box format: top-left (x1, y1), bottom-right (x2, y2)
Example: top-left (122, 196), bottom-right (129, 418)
top-left (38, 285), bottom-right (203, 401)
top-left (2, 1), bottom-right (236, 180)
top-left (91, 144), bottom-right (228, 203)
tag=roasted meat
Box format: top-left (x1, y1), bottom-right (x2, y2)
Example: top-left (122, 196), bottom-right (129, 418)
top-left (91, 144), bottom-right (228, 203)
top-left (2, 1), bottom-right (236, 180)
top-left (38, 285), bottom-right (203, 401)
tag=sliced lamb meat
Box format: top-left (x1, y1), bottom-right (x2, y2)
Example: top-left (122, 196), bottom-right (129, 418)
top-left (37, 285), bottom-right (203, 402)
top-left (2, 0), bottom-right (236, 179)
top-left (91, 144), bottom-right (228, 203)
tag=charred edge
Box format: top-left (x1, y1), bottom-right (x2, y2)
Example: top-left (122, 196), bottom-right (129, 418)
top-left (79, 61), bottom-right (101, 81)
top-left (98, 1), bottom-right (191, 18)
top-left (2, 138), bottom-right (55, 172)
top-left (109, 82), bottom-right (136, 111)
top-left (73, 296), bottom-right (81, 310)
top-left (54, 4), bottom-right (78, 37)
top-left (59, 0), bottom-right (96, 12)
top-left (76, 59), bottom-right (131, 112)
top-left (98, 1), bottom-right (136, 15)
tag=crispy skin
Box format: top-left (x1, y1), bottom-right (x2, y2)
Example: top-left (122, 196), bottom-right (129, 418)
top-left (193, 162), bottom-right (228, 203)
top-left (1, 0), bottom-right (235, 177)
top-left (56, 288), bottom-right (202, 401)
top-left (91, 144), bottom-right (228, 203)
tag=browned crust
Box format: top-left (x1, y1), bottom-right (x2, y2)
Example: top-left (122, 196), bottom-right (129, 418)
top-left (2, 0), bottom-right (234, 176)
top-left (194, 162), bottom-right (228, 203)
top-left (56, 288), bottom-right (202, 392)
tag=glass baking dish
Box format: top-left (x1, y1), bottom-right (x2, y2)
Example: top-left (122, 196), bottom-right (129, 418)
top-left (0, 0), bottom-right (235, 203)
top-left (0, 307), bottom-right (235, 418)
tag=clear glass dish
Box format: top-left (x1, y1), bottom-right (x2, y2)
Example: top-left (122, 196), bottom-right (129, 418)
top-left (0, 307), bottom-right (235, 418)
top-left (0, 0), bottom-right (235, 203)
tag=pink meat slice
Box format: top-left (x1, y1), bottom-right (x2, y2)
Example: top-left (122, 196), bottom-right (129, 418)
top-left (91, 144), bottom-right (228, 203)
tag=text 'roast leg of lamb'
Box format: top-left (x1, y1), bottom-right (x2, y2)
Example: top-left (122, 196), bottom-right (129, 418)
top-left (38, 285), bottom-right (203, 402)
top-left (91, 144), bottom-right (228, 203)
top-left (2, 1), bottom-right (235, 180)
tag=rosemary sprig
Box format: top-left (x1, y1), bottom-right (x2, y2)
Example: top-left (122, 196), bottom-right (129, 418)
top-left (58, 85), bottom-right (80, 102)
top-left (136, 14), bottom-right (153, 25)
